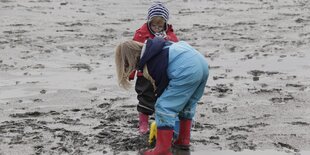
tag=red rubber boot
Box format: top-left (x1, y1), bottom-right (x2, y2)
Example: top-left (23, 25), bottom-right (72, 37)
top-left (142, 129), bottom-right (173, 155)
top-left (173, 119), bottom-right (192, 150)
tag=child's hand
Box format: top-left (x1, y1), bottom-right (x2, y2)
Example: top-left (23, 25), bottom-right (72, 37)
top-left (128, 70), bottom-right (136, 81)
top-left (154, 31), bottom-right (167, 38)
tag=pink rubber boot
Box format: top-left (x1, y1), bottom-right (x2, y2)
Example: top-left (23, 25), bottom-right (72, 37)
top-left (139, 113), bottom-right (149, 134)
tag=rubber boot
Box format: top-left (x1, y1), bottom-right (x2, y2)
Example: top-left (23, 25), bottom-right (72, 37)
top-left (139, 113), bottom-right (149, 134)
top-left (173, 119), bottom-right (191, 150)
top-left (142, 129), bottom-right (173, 155)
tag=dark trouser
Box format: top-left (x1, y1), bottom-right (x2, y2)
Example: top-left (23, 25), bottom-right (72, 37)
top-left (135, 76), bottom-right (156, 115)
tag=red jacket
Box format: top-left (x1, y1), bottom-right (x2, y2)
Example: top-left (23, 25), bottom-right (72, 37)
top-left (133, 23), bottom-right (179, 43)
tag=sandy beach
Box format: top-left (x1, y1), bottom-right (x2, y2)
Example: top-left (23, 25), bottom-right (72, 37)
top-left (1, 0), bottom-right (310, 154)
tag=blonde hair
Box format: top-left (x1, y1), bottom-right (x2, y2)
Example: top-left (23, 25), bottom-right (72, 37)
top-left (115, 40), bottom-right (143, 89)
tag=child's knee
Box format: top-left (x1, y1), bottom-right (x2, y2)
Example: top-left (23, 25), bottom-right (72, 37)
top-left (178, 108), bottom-right (195, 119)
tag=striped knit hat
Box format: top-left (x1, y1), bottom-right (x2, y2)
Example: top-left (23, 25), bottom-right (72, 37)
top-left (147, 2), bottom-right (169, 22)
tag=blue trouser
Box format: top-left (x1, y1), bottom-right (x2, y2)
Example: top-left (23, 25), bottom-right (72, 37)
top-left (155, 42), bottom-right (209, 128)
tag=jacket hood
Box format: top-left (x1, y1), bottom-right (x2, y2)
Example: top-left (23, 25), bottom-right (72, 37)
top-left (138, 37), bottom-right (166, 71)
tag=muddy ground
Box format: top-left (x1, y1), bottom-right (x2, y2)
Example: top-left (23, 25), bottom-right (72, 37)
top-left (0, 0), bottom-right (310, 154)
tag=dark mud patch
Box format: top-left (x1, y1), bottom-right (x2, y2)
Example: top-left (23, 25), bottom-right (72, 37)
top-left (212, 106), bottom-right (228, 113)
top-left (217, 126), bottom-right (252, 135)
top-left (94, 121), bottom-right (149, 152)
top-left (270, 94), bottom-right (294, 103)
top-left (248, 88), bottom-right (282, 94)
top-left (248, 70), bottom-right (281, 76)
top-left (97, 102), bottom-right (111, 109)
top-left (252, 114), bottom-right (273, 120)
top-left (192, 122), bottom-right (217, 131)
top-left (192, 138), bottom-right (220, 147)
top-left (109, 134), bottom-right (149, 152)
top-left (274, 142), bottom-right (300, 152)
top-left (226, 134), bottom-right (248, 141)
top-left (217, 123), bottom-right (269, 136)
top-left (0, 63), bottom-right (16, 71)
top-left (228, 141), bottom-right (257, 152)
top-left (287, 121), bottom-right (310, 126)
top-left (120, 104), bottom-right (136, 108)
top-left (70, 63), bottom-right (93, 72)
top-left (243, 122), bottom-right (269, 128)
top-left (213, 73), bottom-right (227, 80)
top-left (9, 111), bottom-right (60, 118)
top-left (53, 117), bottom-right (84, 125)
top-left (210, 84), bottom-right (233, 97)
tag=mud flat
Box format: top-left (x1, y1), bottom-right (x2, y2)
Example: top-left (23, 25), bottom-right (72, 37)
top-left (1, 0), bottom-right (310, 154)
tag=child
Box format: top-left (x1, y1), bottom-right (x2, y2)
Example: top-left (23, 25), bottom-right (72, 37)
top-left (132, 2), bottom-right (179, 135)
top-left (115, 37), bottom-right (209, 155)
top-left (133, 2), bottom-right (178, 43)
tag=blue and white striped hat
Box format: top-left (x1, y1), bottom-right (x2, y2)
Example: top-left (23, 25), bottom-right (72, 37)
top-left (147, 2), bottom-right (169, 22)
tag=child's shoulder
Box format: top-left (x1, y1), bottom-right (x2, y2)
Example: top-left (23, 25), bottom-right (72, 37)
top-left (133, 23), bottom-right (152, 43)
top-left (136, 23), bottom-right (148, 31)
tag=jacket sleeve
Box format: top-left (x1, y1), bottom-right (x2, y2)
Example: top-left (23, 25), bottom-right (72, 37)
top-left (133, 30), bottom-right (147, 43)
top-left (133, 23), bottom-right (153, 43)
top-left (166, 24), bottom-right (179, 42)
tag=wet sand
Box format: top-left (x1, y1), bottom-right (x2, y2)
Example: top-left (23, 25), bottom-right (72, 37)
top-left (1, 0), bottom-right (310, 154)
